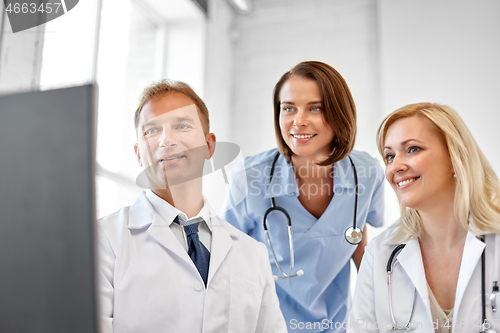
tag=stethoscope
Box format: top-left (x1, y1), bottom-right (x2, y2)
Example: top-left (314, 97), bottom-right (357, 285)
top-left (262, 151), bottom-right (361, 280)
top-left (387, 237), bottom-right (498, 332)
top-left (387, 244), bottom-right (416, 330)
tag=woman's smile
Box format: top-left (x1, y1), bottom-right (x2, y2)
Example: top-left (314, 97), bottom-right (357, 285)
top-left (279, 76), bottom-right (334, 161)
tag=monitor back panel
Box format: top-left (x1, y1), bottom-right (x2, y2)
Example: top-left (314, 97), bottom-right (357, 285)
top-left (0, 85), bottom-right (99, 333)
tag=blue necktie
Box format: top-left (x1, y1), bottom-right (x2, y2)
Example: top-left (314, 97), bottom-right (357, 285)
top-left (174, 216), bottom-right (210, 286)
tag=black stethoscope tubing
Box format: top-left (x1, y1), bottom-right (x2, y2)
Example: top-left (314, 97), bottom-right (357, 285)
top-left (481, 236), bottom-right (487, 332)
top-left (263, 152), bottom-right (290, 231)
top-left (387, 244), bottom-right (415, 330)
top-left (264, 151), bottom-right (359, 234)
top-left (263, 151), bottom-right (360, 280)
top-left (387, 237), bottom-right (490, 332)
top-left (349, 154), bottom-right (359, 232)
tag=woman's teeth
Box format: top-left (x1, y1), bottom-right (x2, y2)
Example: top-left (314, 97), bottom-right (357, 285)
top-left (293, 134), bottom-right (314, 139)
top-left (398, 177), bottom-right (418, 187)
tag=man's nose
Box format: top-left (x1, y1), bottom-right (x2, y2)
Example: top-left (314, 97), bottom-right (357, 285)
top-left (158, 129), bottom-right (177, 147)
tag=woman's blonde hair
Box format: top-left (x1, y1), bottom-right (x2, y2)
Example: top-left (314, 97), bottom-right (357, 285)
top-left (377, 103), bottom-right (500, 243)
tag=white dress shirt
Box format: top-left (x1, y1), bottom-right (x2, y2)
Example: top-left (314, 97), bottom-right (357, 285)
top-left (146, 189), bottom-right (212, 252)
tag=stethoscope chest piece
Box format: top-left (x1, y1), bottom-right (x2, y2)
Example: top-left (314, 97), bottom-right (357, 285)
top-left (345, 226), bottom-right (363, 245)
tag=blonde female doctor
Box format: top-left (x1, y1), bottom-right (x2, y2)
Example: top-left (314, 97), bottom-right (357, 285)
top-left (348, 103), bottom-right (500, 333)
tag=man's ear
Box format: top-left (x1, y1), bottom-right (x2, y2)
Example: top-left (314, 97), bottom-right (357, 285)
top-left (205, 133), bottom-right (216, 159)
top-left (134, 143), bottom-right (143, 167)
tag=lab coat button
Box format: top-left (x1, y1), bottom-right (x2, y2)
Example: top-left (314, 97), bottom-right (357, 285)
top-left (193, 283), bottom-right (203, 291)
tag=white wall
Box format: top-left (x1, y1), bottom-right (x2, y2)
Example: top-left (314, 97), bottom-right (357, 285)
top-left (203, 0), bottom-right (500, 235)
top-left (204, 0), bottom-right (235, 142)
top-left (378, 0), bottom-right (500, 225)
top-left (0, 7), bottom-right (44, 93)
top-left (227, 0), bottom-right (381, 158)
top-left (202, 0), bottom-right (382, 214)
top-left (378, 0), bottom-right (500, 172)
top-left (165, 20), bottom-right (207, 97)
top-left (202, 0), bottom-right (239, 213)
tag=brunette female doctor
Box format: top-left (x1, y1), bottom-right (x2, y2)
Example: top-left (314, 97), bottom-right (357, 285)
top-left (348, 103), bottom-right (500, 333)
top-left (222, 61), bottom-right (385, 332)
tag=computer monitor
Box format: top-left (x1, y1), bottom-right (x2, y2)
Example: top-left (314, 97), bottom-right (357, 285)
top-left (0, 85), bottom-right (99, 333)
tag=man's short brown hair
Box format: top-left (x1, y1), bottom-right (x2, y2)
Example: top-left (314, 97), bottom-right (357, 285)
top-left (134, 79), bottom-right (210, 134)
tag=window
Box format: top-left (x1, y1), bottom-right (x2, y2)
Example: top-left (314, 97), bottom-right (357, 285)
top-left (95, 0), bottom-right (158, 217)
top-left (40, 0), bottom-right (206, 217)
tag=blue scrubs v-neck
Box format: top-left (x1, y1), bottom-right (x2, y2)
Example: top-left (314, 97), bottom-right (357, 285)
top-left (222, 148), bottom-right (385, 332)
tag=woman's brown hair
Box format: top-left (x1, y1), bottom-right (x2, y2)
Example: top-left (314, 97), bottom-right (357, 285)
top-left (273, 61), bottom-right (357, 166)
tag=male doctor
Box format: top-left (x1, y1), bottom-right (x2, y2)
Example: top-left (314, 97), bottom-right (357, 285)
top-left (98, 80), bottom-right (287, 333)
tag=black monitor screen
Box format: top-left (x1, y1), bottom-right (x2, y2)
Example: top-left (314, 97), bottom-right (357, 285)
top-left (0, 85), bottom-right (99, 333)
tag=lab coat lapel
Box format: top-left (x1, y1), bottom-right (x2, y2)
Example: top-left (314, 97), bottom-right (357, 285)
top-left (397, 238), bottom-right (432, 319)
top-left (454, 232), bottom-right (485, 317)
top-left (146, 215), bottom-right (196, 267)
top-left (128, 193), bottom-right (194, 268)
top-left (208, 214), bottom-right (233, 285)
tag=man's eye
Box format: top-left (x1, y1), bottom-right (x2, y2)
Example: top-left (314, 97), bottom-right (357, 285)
top-left (145, 128), bottom-right (158, 135)
top-left (177, 124), bottom-right (190, 130)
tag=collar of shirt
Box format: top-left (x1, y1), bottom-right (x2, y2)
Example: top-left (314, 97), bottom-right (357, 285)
top-left (263, 153), bottom-right (356, 199)
top-left (145, 190), bottom-right (213, 252)
top-left (145, 189), bottom-right (212, 230)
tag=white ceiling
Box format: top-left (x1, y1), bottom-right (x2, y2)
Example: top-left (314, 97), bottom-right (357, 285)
top-left (138, 0), bottom-right (205, 22)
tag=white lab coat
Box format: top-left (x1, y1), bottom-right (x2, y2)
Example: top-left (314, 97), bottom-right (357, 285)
top-left (98, 192), bottom-right (287, 333)
top-left (348, 227), bottom-right (500, 333)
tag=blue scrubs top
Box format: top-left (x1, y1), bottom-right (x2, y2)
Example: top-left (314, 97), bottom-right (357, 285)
top-left (221, 148), bottom-right (385, 332)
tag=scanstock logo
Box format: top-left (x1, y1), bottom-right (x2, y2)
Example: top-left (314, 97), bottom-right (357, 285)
top-left (3, 0), bottom-right (79, 33)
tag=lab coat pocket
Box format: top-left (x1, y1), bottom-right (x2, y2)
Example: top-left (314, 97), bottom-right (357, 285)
top-left (228, 276), bottom-right (263, 333)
